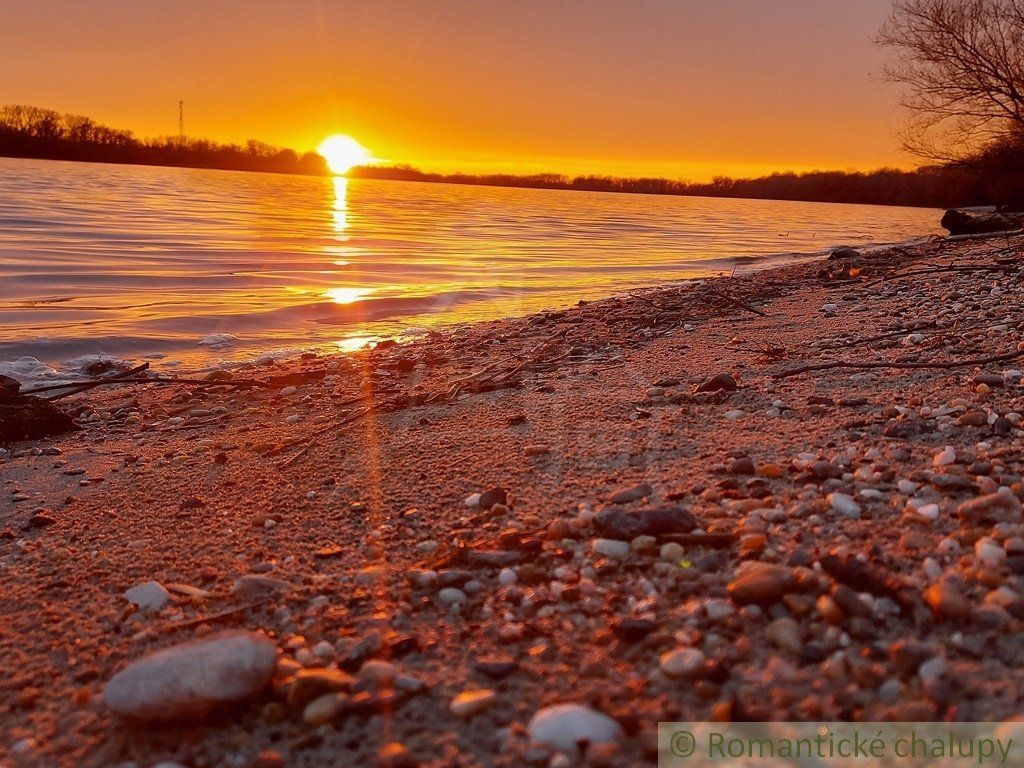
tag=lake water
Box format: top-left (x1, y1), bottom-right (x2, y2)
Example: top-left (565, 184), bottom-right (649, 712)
top-left (0, 157), bottom-right (942, 381)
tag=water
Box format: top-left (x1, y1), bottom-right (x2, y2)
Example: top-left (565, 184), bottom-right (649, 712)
top-left (0, 157), bottom-right (942, 381)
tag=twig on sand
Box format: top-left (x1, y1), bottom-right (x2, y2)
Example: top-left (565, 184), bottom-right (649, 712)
top-left (24, 362), bottom-right (151, 399)
top-left (275, 445), bottom-right (310, 469)
top-left (155, 598), bottom-right (271, 633)
top-left (25, 371), bottom-right (274, 399)
top-left (707, 288), bottom-right (766, 317)
top-left (773, 347), bottom-right (1024, 379)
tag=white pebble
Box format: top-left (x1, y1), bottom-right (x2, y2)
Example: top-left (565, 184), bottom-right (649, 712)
top-left (828, 492), bottom-right (861, 518)
top-left (933, 446), bottom-right (956, 467)
top-left (592, 538), bottom-right (630, 559)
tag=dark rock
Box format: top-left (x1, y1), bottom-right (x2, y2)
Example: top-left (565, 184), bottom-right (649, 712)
top-left (727, 457), bottom-right (755, 475)
top-left (179, 496), bottom-right (207, 511)
top-left (478, 487), bottom-right (508, 510)
top-left (973, 373), bottom-right (1005, 387)
top-left (884, 419), bottom-right (934, 438)
top-left (26, 512), bottom-right (57, 529)
top-left (929, 473), bottom-right (976, 491)
top-left (594, 505), bottom-right (697, 539)
top-left (609, 482), bottom-right (652, 504)
top-left (831, 585), bottom-right (870, 617)
top-left (611, 618), bottom-right (657, 643)
top-left (811, 461), bottom-right (843, 480)
top-left (474, 657), bottom-right (518, 679)
top-left (694, 373), bottom-right (737, 393)
top-left (820, 553), bottom-right (904, 601)
top-left (1, 393), bottom-right (79, 443)
top-left (829, 247), bottom-right (861, 260)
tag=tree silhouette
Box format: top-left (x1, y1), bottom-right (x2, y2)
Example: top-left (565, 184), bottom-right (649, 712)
top-left (878, 0), bottom-right (1024, 167)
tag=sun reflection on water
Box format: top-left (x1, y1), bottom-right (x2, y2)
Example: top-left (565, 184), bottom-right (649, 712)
top-left (331, 176), bottom-right (349, 238)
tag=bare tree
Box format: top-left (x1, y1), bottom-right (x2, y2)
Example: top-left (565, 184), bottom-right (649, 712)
top-left (878, 0), bottom-right (1024, 165)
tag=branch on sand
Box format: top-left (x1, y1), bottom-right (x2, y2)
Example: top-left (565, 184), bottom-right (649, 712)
top-left (707, 288), bottom-right (767, 317)
top-left (23, 362), bottom-right (151, 400)
top-left (23, 370), bottom-right (275, 399)
top-left (773, 347), bottom-right (1024, 380)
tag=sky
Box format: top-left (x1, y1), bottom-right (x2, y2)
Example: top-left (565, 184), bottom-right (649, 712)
top-left (1, 0), bottom-right (911, 181)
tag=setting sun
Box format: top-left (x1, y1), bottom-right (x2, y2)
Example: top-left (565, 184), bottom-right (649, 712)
top-left (317, 134), bottom-right (372, 175)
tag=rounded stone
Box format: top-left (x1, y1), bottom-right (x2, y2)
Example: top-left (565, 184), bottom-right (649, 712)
top-left (104, 631), bottom-right (277, 721)
top-left (527, 703), bottom-right (623, 757)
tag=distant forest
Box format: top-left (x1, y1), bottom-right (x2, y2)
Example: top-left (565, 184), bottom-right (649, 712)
top-left (0, 105), bottom-right (327, 176)
top-left (2, 103), bottom-right (1021, 209)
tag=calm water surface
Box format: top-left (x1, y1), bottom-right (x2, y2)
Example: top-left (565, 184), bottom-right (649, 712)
top-left (0, 157), bottom-right (942, 380)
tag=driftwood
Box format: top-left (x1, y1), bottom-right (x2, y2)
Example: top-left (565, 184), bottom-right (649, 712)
top-left (25, 362), bottom-right (151, 400)
top-left (941, 208), bottom-right (1024, 236)
top-left (24, 373), bottom-right (274, 399)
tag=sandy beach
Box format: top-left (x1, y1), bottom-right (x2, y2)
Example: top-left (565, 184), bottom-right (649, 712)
top-left (2, 231), bottom-right (1024, 767)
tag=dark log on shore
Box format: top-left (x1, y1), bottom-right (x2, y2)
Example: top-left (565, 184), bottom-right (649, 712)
top-left (941, 207), bottom-right (1024, 236)
top-left (0, 376), bottom-right (79, 443)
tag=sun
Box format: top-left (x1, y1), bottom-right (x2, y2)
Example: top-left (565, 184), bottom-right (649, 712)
top-left (317, 134), bottom-right (373, 175)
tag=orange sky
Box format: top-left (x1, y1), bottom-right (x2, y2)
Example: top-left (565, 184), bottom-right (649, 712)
top-left (1, 0), bottom-right (912, 181)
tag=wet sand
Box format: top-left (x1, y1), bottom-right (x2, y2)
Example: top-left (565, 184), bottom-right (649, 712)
top-left (2, 231), bottom-right (1023, 767)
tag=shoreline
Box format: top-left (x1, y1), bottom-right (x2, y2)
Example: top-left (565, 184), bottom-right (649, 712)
top-left (0, 232), bottom-right (941, 384)
top-left (2, 231), bottom-right (1024, 766)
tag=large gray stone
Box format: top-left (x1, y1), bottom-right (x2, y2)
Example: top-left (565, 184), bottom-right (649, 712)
top-left (528, 703), bottom-right (623, 756)
top-left (104, 631), bottom-right (277, 721)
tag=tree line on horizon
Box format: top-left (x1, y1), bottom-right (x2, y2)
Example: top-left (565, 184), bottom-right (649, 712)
top-left (348, 162), bottom-right (1019, 209)
top-left (0, 104), bottom-right (327, 176)
top-left (1, 105), bottom-right (1020, 211)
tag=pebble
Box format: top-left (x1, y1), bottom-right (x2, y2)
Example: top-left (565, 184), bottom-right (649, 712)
top-left (449, 688), bottom-right (497, 717)
top-left (660, 542), bottom-right (685, 561)
top-left (957, 491), bottom-right (1021, 523)
top-left (303, 692), bottom-right (347, 725)
top-left (828, 492), bottom-right (861, 518)
top-left (933, 446), bottom-right (956, 467)
top-left (592, 538), bottom-right (630, 559)
top-left (527, 703), bottom-right (623, 757)
top-left (975, 538), bottom-right (1006, 567)
top-left (973, 372), bottom-right (1005, 388)
top-left (728, 564), bottom-right (795, 605)
top-left (694, 373), bottom-right (737, 393)
top-left (608, 482), bottom-right (652, 504)
top-left (659, 647), bottom-right (706, 678)
top-left (594, 505), bottom-right (697, 539)
top-left (437, 587), bottom-right (468, 605)
top-left (124, 581), bottom-right (170, 611)
top-left (766, 617), bottom-right (802, 654)
top-left (104, 631), bottom-right (277, 721)
top-left (924, 578), bottom-right (970, 620)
